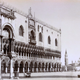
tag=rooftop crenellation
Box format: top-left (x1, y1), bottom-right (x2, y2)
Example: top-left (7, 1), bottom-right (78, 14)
top-left (0, 1), bottom-right (61, 33)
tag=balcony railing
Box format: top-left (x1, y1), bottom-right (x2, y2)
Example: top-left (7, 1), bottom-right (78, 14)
top-left (17, 56), bottom-right (61, 63)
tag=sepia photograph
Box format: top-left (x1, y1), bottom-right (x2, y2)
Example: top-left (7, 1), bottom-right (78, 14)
top-left (0, 0), bottom-right (80, 80)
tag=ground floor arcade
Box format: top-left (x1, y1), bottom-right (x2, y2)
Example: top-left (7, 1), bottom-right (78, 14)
top-left (1, 57), bottom-right (61, 75)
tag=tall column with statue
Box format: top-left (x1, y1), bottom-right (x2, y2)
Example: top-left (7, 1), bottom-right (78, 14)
top-left (65, 50), bottom-right (68, 71)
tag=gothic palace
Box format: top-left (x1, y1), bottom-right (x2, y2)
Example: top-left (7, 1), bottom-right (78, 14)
top-left (0, 2), bottom-right (61, 78)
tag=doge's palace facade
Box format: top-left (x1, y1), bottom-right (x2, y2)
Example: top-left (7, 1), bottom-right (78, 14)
top-left (0, 2), bottom-right (61, 78)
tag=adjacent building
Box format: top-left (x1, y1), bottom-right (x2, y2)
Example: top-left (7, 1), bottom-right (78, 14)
top-left (0, 2), bottom-right (61, 78)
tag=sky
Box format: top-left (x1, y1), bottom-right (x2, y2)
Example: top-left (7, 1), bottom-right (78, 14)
top-left (1, 0), bottom-right (80, 65)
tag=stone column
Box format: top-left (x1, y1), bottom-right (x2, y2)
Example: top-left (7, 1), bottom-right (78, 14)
top-left (28, 63), bottom-right (30, 72)
top-left (28, 67), bottom-right (29, 72)
top-left (41, 65), bottom-right (42, 72)
top-left (18, 67), bottom-right (19, 73)
top-left (43, 67), bottom-right (45, 72)
top-left (23, 67), bottom-right (25, 73)
top-left (10, 59), bottom-right (13, 78)
top-left (9, 38), bottom-right (15, 79)
top-left (65, 66), bottom-right (67, 71)
top-left (32, 67), bottom-right (34, 72)
top-left (0, 34), bottom-right (3, 79)
top-left (0, 34), bottom-right (2, 52)
top-left (50, 67), bottom-right (51, 72)
top-left (53, 68), bottom-right (54, 72)
top-left (58, 68), bottom-right (59, 72)
top-left (6, 67), bottom-right (7, 73)
top-left (6, 45), bottom-right (7, 55)
top-left (0, 57), bottom-right (2, 79)
top-left (54, 68), bottom-right (56, 72)
top-left (55, 68), bottom-right (57, 72)
top-left (47, 68), bottom-right (48, 72)
top-left (37, 68), bottom-right (38, 72)
top-left (18, 52), bottom-right (19, 58)
top-left (54, 68), bottom-right (55, 72)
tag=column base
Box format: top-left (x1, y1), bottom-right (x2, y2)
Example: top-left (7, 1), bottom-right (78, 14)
top-left (44, 68), bottom-right (45, 72)
top-left (32, 68), bottom-right (34, 72)
top-left (36, 68), bottom-right (38, 72)
top-left (14, 77), bottom-right (19, 79)
top-left (9, 76), bottom-right (13, 79)
top-left (28, 68), bottom-right (30, 72)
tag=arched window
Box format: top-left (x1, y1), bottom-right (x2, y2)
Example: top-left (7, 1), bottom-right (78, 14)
top-left (48, 36), bottom-right (51, 44)
top-left (55, 38), bottom-right (58, 46)
top-left (19, 25), bottom-right (24, 36)
top-left (39, 33), bottom-right (42, 42)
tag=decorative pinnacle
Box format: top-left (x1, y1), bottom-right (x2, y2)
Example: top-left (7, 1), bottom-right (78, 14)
top-left (65, 50), bottom-right (67, 54)
top-left (29, 7), bottom-right (32, 15)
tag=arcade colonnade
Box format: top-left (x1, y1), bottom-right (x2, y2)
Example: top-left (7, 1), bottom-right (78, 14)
top-left (1, 38), bottom-right (61, 74)
top-left (1, 60), bottom-right (61, 74)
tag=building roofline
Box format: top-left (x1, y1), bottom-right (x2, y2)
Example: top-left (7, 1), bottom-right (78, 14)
top-left (28, 16), bottom-right (61, 33)
top-left (0, 1), bottom-right (61, 33)
top-left (0, 1), bottom-right (27, 17)
top-left (35, 18), bottom-right (61, 33)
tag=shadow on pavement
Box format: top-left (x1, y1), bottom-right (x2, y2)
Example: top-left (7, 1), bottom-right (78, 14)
top-left (2, 76), bottom-right (78, 79)
top-left (19, 76), bottom-right (78, 78)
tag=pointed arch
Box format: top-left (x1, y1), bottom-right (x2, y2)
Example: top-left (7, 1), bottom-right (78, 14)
top-left (34, 62), bottom-right (37, 72)
top-left (38, 62), bottom-right (41, 72)
top-left (3, 23), bottom-right (14, 38)
top-left (42, 63), bottom-right (44, 72)
top-left (19, 61), bottom-right (24, 73)
top-left (25, 62), bottom-right (28, 73)
top-left (30, 62), bottom-right (33, 72)
top-left (48, 36), bottom-right (51, 44)
top-left (49, 63), bottom-right (51, 72)
top-left (14, 61), bottom-right (18, 71)
top-left (19, 25), bottom-right (24, 36)
top-left (1, 60), bottom-right (6, 73)
top-left (45, 63), bottom-right (48, 71)
top-left (55, 38), bottom-right (58, 46)
top-left (39, 32), bottom-right (42, 42)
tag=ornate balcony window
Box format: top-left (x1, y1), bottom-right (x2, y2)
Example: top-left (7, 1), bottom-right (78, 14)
top-left (19, 25), bottom-right (24, 36)
top-left (39, 32), bottom-right (42, 42)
